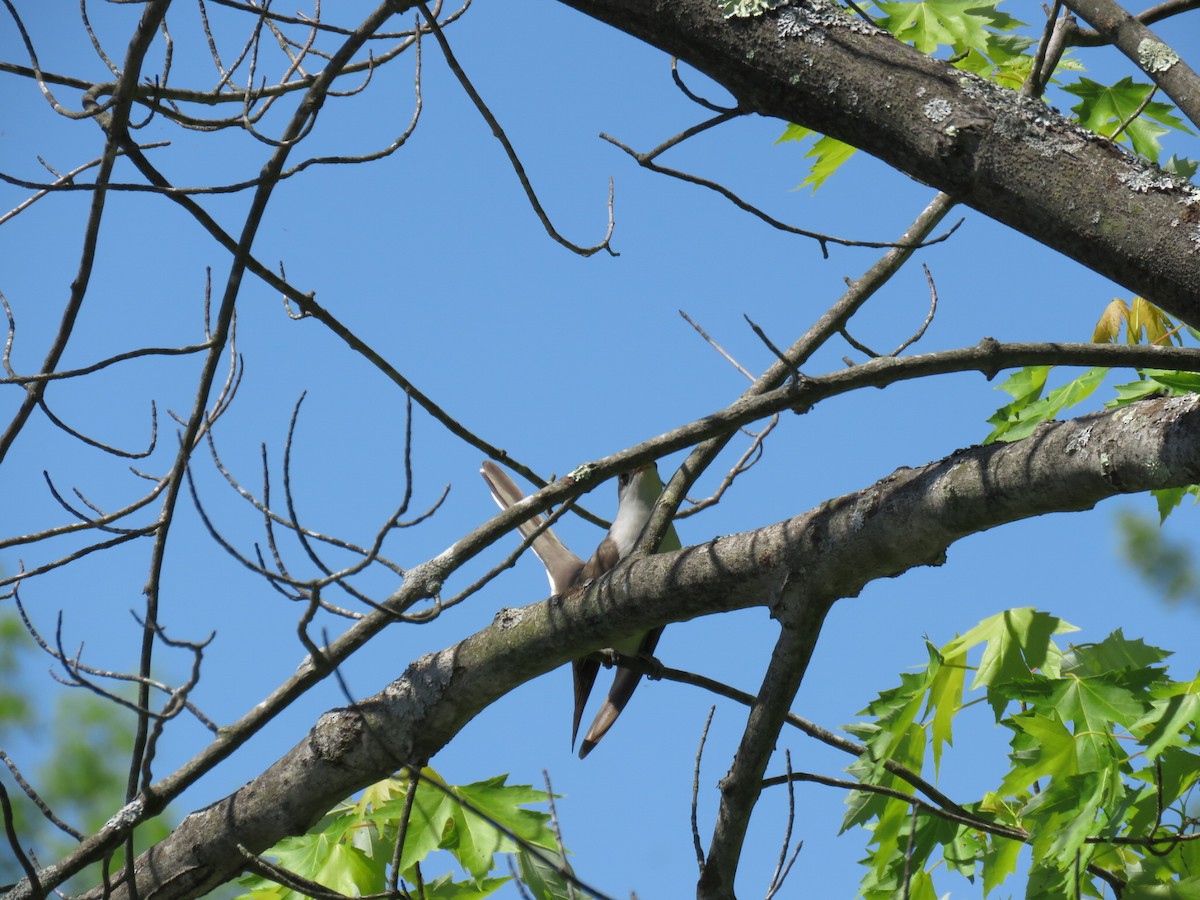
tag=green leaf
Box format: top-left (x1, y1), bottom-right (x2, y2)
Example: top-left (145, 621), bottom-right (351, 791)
top-left (999, 712), bottom-right (1078, 796)
top-left (1118, 509), bottom-right (1200, 596)
top-left (515, 847), bottom-right (576, 900)
top-left (981, 835), bottom-right (1023, 896)
top-left (409, 872), bottom-right (511, 899)
top-left (945, 608), bottom-right (1074, 695)
top-left (1123, 874), bottom-right (1200, 898)
top-left (373, 771), bottom-right (454, 872)
top-left (854, 669), bottom-right (933, 768)
top-left (926, 639), bottom-right (965, 775)
top-left (1055, 672), bottom-right (1143, 731)
top-left (776, 122), bottom-right (810, 144)
top-left (1021, 771), bottom-right (1107, 867)
top-left (943, 824), bottom-right (984, 879)
top-left (875, 0), bottom-right (1024, 57)
top-left (1138, 675), bottom-right (1200, 759)
top-left (1064, 629), bottom-right (1171, 681)
top-left (842, 722), bottom-right (927, 832)
top-left (985, 367), bottom-right (1107, 444)
top-left (1109, 376), bottom-right (1169, 407)
top-left (799, 135), bottom-right (858, 191)
top-left (1164, 154), bottom-right (1200, 178)
top-left (1144, 369), bottom-right (1200, 393)
top-left (236, 769), bottom-right (564, 900)
top-left (437, 775), bottom-right (559, 882)
top-left (1063, 77), bottom-right (1194, 161)
top-left (1025, 858), bottom-right (1076, 898)
top-left (951, 32), bottom-right (1035, 86)
top-left (1153, 486), bottom-right (1191, 521)
top-left (984, 365), bottom-right (1050, 441)
top-left (252, 833), bottom-right (382, 900)
top-left (1129, 746), bottom-right (1200, 828)
top-left (777, 124), bottom-right (858, 191)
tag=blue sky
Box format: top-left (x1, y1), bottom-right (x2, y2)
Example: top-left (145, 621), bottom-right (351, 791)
top-left (3, 0), bottom-right (1200, 896)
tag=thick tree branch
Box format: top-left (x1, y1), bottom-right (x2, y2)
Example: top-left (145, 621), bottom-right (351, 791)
top-left (1067, 0), bottom-right (1200, 46)
top-left (555, 0), bottom-right (1200, 326)
top-left (41, 391), bottom-right (1200, 900)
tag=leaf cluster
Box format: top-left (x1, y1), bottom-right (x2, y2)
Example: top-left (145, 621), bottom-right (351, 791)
top-left (1064, 77), bottom-right (1196, 166)
top-left (777, 0), bottom-right (1194, 188)
top-left (985, 297), bottom-right (1200, 521)
top-left (235, 769), bottom-right (575, 900)
top-left (779, 0), bottom-right (1035, 189)
top-left (846, 609), bottom-right (1200, 898)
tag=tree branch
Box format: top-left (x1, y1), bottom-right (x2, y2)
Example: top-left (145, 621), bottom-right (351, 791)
top-left (39, 390), bottom-right (1200, 900)
top-left (555, 0), bottom-right (1200, 326)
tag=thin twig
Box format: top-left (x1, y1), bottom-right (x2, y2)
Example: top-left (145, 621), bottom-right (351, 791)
top-left (415, 1), bottom-right (615, 257)
top-left (601, 129), bottom-right (960, 258)
top-left (1111, 85), bottom-right (1158, 141)
top-left (670, 58), bottom-right (737, 113)
top-left (692, 706), bottom-right (716, 873)
top-left (888, 263), bottom-right (939, 357)
top-left (764, 751), bottom-right (802, 900)
top-left (0, 749), bottom-right (84, 840)
top-left (680, 309), bottom-right (754, 381)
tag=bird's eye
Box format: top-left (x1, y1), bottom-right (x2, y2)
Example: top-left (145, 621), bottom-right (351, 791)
top-left (618, 472), bottom-right (631, 488)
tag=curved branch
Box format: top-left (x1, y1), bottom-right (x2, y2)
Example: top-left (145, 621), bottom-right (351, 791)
top-left (415, 1), bottom-right (616, 257)
top-left (600, 128), bottom-right (961, 257)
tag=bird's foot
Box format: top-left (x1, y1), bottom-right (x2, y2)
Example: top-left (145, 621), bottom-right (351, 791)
top-left (639, 652), bottom-right (665, 680)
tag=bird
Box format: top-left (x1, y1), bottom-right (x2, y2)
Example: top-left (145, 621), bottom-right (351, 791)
top-left (480, 461), bottom-right (680, 757)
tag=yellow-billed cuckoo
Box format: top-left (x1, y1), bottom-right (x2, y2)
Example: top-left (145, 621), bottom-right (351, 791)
top-left (480, 461), bottom-right (680, 758)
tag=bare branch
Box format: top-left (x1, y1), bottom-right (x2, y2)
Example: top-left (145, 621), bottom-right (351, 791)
top-left (634, 191), bottom-right (958, 588)
top-left (764, 751), bottom-right (802, 900)
top-left (887, 263), bottom-right (939, 357)
top-left (698, 588), bottom-right (827, 898)
top-left (680, 309), bottom-right (754, 381)
top-left (600, 127), bottom-right (961, 258)
top-left (670, 58), bottom-right (737, 113)
top-left (415, 1), bottom-right (616, 257)
top-left (0, 0), bottom-right (173, 466)
top-left (0, 749), bottom-right (84, 841)
top-left (0, 780), bottom-right (42, 899)
top-left (692, 706), bottom-right (716, 873)
top-left (1023, 2), bottom-right (1072, 97)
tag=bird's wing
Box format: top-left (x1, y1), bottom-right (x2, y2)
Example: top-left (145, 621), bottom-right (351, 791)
top-left (480, 461), bottom-right (583, 595)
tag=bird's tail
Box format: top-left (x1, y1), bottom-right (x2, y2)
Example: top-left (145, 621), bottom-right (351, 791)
top-left (577, 626), bottom-right (663, 758)
top-left (480, 461), bottom-right (583, 594)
